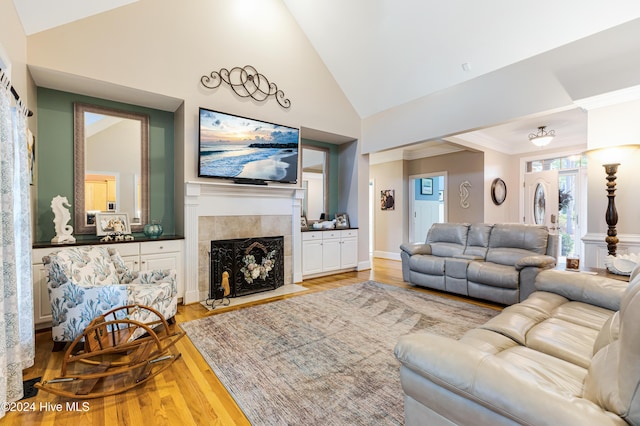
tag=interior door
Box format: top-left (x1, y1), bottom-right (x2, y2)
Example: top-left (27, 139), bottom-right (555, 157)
top-left (409, 175), bottom-right (446, 243)
top-left (413, 201), bottom-right (440, 242)
top-left (524, 170), bottom-right (559, 234)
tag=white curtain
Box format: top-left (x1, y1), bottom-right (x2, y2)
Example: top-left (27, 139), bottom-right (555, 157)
top-left (0, 70), bottom-right (35, 419)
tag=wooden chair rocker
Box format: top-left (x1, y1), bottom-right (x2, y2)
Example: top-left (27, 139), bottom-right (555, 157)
top-left (36, 304), bottom-right (185, 399)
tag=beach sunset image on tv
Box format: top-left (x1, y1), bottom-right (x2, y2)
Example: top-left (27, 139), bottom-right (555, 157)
top-left (198, 108), bottom-right (300, 183)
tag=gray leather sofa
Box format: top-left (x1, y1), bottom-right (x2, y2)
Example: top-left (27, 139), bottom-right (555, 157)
top-left (400, 223), bottom-right (557, 305)
top-left (394, 269), bottom-right (637, 425)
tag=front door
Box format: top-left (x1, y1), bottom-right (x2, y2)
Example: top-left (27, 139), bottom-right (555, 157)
top-left (524, 170), bottom-right (559, 235)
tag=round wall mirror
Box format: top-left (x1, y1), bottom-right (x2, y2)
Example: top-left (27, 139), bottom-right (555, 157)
top-left (490, 178), bottom-right (507, 205)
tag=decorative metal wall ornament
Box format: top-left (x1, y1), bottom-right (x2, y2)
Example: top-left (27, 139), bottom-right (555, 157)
top-left (459, 181), bottom-right (471, 209)
top-left (201, 65), bottom-right (291, 108)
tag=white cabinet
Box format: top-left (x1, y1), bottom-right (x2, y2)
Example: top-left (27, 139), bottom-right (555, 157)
top-left (31, 238), bottom-right (184, 329)
top-left (31, 259), bottom-right (52, 326)
top-left (302, 232), bottom-right (323, 275)
top-left (302, 229), bottom-right (358, 278)
top-left (340, 229), bottom-right (358, 269)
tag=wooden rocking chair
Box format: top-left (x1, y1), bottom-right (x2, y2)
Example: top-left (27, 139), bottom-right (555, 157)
top-left (36, 304), bottom-right (185, 399)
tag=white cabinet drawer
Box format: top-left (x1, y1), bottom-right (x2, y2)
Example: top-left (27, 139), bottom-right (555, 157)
top-left (140, 239), bottom-right (182, 255)
top-left (341, 229), bottom-right (358, 238)
top-left (322, 230), bottom-right (341, 240)
top-left (109, 243), bottom-right (140, 257)
top-left (302, 231), bottom-right (323, 241)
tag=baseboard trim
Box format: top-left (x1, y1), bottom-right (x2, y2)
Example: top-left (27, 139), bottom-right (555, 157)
top-left (374, 251), bottom-right (401, 261)
top-left (358, 259), bottom-right (372, 271)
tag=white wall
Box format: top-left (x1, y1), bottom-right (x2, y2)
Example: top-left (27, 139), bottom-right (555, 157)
top-left (482, 149), bottom-right (518, 224)
top-left (583, 98), bottom-right (640, 266)
top-left (1, 0), bottom-right (38, 240)
top-left (25, 0), bottom-right (370, 267)
top-left (0, 0), bottom-right (27, 94)
top-left (26, 0), bottom-right (360, 144)
top-left (370, 160), bottom-right (405, 260)
top-left (361, 19), bottom-right (640, 156)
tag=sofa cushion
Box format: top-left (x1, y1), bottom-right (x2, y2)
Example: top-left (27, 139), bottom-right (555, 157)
top-left (444, 257), bottom-right (470, 279)
top-left (459, 328), bottom-right (519, 355)
top-left (526, 317), bottom-right (600, 368)
top-left (584, 341), bottom-right (626, 416)
top-left (478, 293), bottom-right (612, 368)
top-left (494, 346), bottom-right (588, 398)
top-left (479, 302), bottom-right (554, 346)
top-left (409, 255), bottom-right (445, 275)
top-left (467, 261), bottom-right (519, 289)
top-left (488, 224), bottom-right (549, 253)
top-left (593, 312), bottom-right (620, 356)
top-left (463, 223), bottom-right (493, 258)
top-left (427, 223), bottom-right (469, 257)
top-left (485, 224), bottom-right (549, 266)
top-left (486, 247), bottom-right (547, 267)
top-left (51, 246), bottom-right (120, 286)
top-left (553, 301), bottom-right (613, 331)
top-left (108, 248), bottom-right (135, 283)
top-left (536, 269), bottom-right (627, 312)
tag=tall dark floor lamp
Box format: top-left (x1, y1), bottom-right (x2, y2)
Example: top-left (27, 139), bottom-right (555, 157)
top-left (603, 163), bottom-right (620, 256)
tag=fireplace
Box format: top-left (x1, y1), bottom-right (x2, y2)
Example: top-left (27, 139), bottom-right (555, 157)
top-left (210, 236), bottom-right (284, 298)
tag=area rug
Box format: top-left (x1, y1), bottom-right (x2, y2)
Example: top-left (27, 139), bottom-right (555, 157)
top-left (200, 283), bottom-right (308, 311)
top-left (181, 281), bottom-right (500, 425)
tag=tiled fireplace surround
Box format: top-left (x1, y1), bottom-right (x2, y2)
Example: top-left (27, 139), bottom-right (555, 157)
top-left (183, 182), bottom-right (305, 304)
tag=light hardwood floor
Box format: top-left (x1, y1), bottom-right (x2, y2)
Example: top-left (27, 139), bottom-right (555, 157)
top-left (4, 258), bottom-right (501, 425)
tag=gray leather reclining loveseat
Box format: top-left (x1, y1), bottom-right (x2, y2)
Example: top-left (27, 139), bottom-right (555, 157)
top-left (400, 223), bottom-right (557, 305)
top-left (394, 268), bottom-right (637, 425)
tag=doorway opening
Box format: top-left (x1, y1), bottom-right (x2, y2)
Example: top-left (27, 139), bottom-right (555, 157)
top-left (525, 154), bottom-right (587, 262)
top-left (409, 173), bottom-right (447, 243)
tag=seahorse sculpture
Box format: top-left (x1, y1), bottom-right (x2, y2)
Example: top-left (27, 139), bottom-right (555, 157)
top-left (51, 195), bottom-right (76, 244)
top-left (459, 181), bottom-right (471, 209)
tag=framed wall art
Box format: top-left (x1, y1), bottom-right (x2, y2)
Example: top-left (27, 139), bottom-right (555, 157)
top-left (95, 212), bottom-right (131, 236)
top-left (335, 212), bottom-right (350, 228)
top-left (420, 178), bottom-right (433, 195)
top-left (381, 189), bottom-right (395, 210)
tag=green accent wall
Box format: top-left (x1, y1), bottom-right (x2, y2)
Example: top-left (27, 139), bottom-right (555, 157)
top-left (35, 88), bottom-right (175, 242)
top-left (301, 138), bottom-right (339, 218)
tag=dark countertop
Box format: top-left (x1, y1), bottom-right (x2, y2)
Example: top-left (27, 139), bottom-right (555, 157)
top-left (302, 227), bottom-right (358, 232)
top-left (33, 235), bottom-right (184, 249)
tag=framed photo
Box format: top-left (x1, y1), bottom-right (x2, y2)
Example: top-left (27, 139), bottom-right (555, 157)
top-left (420, 178), bottom-right (433, 195)
top-left (95, 212), bottom-right (131, 236)
top-left (301, 215), bottom-right (308, 230)
top-left (335, 212), bottom-right (350, 229)
top-left (381, 189), bottom-right (395, 210)
top-left (107, 201), bottom-right (117, 211)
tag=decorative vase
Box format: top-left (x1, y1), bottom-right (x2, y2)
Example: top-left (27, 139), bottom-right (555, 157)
top-left (143, 221), bottom-right (163, 239)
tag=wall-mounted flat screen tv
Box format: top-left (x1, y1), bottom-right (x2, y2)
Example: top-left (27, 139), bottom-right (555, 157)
top-left (198, 107), bottom-right (300, 184)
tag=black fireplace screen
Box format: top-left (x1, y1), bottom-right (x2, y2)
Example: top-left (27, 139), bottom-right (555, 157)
top-left (210, 236), bottom-right (284, 298)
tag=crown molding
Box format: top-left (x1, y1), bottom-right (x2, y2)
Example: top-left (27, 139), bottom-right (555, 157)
top-left (574, 85), bottom-right (640, 111)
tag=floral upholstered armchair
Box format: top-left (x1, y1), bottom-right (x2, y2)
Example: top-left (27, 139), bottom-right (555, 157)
top-left (43, 246), bottom-right (177, 347)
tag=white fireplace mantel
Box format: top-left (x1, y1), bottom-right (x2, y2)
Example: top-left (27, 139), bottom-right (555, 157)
top-left (183, 180), bottom-right (305, 304)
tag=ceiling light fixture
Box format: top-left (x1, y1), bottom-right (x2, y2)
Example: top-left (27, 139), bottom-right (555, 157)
top-left (528, 126), bottom-right (555, 147)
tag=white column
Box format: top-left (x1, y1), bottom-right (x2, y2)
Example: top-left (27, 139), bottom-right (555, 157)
top-left (183, 182), bottom-right (201, 304)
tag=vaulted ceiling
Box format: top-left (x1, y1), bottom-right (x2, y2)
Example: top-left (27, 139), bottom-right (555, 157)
top-left (12, 0), bottom-right (640, 157)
